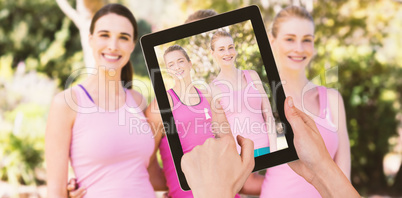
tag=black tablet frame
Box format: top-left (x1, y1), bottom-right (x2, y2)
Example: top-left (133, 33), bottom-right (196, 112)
top-left (140, 5), bottom-right (298, 191)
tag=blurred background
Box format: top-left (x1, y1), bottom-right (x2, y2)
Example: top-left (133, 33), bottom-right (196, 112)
top-left (0, 0), bottom-right (401, 197)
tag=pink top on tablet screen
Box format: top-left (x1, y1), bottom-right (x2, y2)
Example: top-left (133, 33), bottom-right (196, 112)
top-left (212, 70), bottom-right (270, 153)
top-left (159, 87), bottom-right (240, 198)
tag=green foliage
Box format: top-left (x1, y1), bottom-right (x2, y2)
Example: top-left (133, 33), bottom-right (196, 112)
top-left (0, 60), bottom-right (57, 186)
top-left (0, 132), bottom-right (44, 185)
top-left (180, 0), bottom-right (240, 13)
top-left (0, 0), bottom-right (82, 88)
top-left (310, 0), bottom-right (402, 195)
top-left (131, 19), bottom-right (153, 76)
top-left (133, 73), bottom-right (154, 104)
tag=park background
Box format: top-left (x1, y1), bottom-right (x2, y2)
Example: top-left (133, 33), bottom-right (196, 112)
top-left (0, 0), bottom-right (401, 197)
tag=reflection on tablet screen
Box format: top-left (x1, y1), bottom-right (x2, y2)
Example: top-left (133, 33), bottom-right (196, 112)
top-left (154, 20), bottom-right (288, 158)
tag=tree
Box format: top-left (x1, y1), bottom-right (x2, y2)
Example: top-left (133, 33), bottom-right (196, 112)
top-left (310, 0), bottom-right (402, 195)
top-left (0, 0), bottom-right (83, 88)
top-left (131, 19), bottom-right (152, 76)
top-left (56, 0), bottom-right (106, 70)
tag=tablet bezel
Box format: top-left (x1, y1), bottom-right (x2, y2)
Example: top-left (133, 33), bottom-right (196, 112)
top-left (140, 5), bottom-right (298, 191)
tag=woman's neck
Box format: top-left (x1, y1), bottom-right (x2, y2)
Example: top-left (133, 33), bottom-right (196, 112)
top-left (173, 76), bottom-right (193, 94)
top-left (278, 66), bottom-right (310, 99)
top-left (218, 64), bottom-right (238, 79)
top-left (84, 68), bottom-right (124, 95)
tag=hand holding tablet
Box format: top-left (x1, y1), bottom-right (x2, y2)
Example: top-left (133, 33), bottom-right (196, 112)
top-left (181, 97), bottom-right (360, 197)
top-left (141, 5), bottom-right (298, 191)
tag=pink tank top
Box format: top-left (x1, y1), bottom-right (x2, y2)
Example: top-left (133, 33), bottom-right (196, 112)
top-left (213, 70), bottom-right (270, 153)
top-left (260, 86), bottom-right (339, 198)
top-left (70, 85), bottom-right (155, 198)
top-left (159, 87), bottom-right (240, 198)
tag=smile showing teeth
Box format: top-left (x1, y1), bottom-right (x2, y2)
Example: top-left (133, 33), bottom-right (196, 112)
top-left (289, 56), bottom-right (305, 61)
top-left (223, 57), bottom-right (233, 61)
top-left (103, 54), bottom-right (120, 60)
top-left (176, 71), bottom-right (184, 75)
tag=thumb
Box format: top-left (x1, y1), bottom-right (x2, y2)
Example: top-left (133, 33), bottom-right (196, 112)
top-left (284, 97), bottom-right (316, 134)
top-left (237, 135), bottom-right (254, 169)
top-left (67, 178), bottom-right (77, 190)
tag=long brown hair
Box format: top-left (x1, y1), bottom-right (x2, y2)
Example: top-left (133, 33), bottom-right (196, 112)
top-left (90, 4), bottom-right (138, 89)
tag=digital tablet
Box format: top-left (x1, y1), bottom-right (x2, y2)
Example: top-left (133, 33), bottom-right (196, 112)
top-left (140, 5), bottom-right (298, 191)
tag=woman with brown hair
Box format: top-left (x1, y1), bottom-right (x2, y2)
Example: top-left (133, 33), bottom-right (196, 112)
top-left (45, 4), bottom-right (165, 197)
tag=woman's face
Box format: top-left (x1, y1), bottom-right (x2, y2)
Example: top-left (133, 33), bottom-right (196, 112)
top-left (211, 36), bottom-right (237, 67)
top-left (164, 50), bottom-right (192, 80)
top-left (270, 17), bottom-right (315, 71)
top-left (89, 13), bottom-right (135, 71)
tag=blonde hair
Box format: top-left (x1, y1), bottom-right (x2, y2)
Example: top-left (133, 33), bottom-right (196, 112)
top-left (210, 30), bottom-right (233, 51)
top-left (163, 45), bottom-right (190, 62)
top-left (271, 6), bottom-right (314, 38)
top-left (185, 9), bottom-right (218, 23)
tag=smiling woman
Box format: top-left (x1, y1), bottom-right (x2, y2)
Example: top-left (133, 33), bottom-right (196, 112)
top-left (88, 4), bottom-right (138, 89)
top-left (89, 14), bottom-right (134, 70)
top-left (145, 44), bottom-right (220, 198)
top-left (45, 4), bottom-right (166, 198)
top-left (260, 5), bottom-right (351, 198)
top-left (209, 30), bottom-right (277, 156)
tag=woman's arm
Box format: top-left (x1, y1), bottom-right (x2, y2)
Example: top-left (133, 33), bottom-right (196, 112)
top-left (328, 89), bottom-right (351, 180)
top-left (144, 98), bottom-right (168, 191)
top-left (249, 70), bottom-right (277, 152)
top-left (238, 172), bottom-right (264, 195)
top-left (208, 85), bottom-right (232, 137)
top-left (45, 90), bottom-right (76, 198)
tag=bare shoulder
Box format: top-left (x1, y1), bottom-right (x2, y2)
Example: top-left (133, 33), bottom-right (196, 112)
top-left (247, 70), bottom-right (262, 81)
top-left (197, 87), bottom-right (213, 103)
top-left (150, 97), bottom-right (160, 111)
top-left (48, 88), bottom-right (78, 125)
top-left (326, 88), bottom-right (345, 107)
top-left (208, 81), bottom-right (222, 96)
top-left (325, 88), bottom-right (346, 126)
top-left (52, 88), bottom-right (77, 112)
top-left (197, 87), bottom-right (212, 98)
top-left (145, 98), bottom-right (162, 122)
top-left (127, 89), bottom-right (148, 111)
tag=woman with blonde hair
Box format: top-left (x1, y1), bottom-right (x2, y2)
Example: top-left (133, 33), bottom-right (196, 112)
top-left (210, 30), bottom-right (277, 157)
top-left (260, 5), bottom-right (351, 197)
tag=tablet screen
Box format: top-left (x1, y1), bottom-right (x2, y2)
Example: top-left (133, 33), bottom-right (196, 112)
top-left (154, 20), bottom-right (288, 157)
top-left (141, 5), bottom-right (298, 191)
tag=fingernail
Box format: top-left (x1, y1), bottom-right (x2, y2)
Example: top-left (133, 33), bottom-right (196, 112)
top-left (288, 97), bottom-right (294, 107)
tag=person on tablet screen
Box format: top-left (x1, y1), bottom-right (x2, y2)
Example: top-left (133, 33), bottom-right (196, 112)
top-left (145, 44), bottom-right (242, 198)
top-left (209, 30), bottom-right (278, 157)
top-left (259, 5), bottom-right (351, 198)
